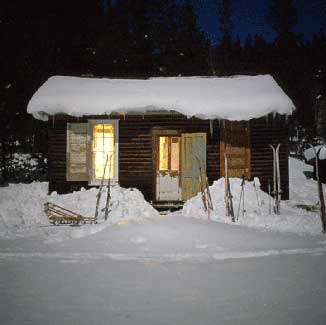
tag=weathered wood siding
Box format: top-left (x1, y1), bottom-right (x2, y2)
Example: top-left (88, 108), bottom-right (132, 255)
top-left (250, 114), bottom-right (289, 200)
top-left (48, 114), bottom-right (220, 201)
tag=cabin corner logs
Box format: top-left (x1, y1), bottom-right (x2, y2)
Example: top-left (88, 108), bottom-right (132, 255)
top-left (48, 113), bottom-right (289, 202)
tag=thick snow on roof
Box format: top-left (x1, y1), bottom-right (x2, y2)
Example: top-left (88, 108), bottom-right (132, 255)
top-left (27, 75), bottom-right (295, 121)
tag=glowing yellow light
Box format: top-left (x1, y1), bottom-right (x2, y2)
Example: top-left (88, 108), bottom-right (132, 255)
top-left (159, 137), bottom-right (169, 171)
top-left (171, 137), bottom-right (180, 171)
top-left (93, 124), bottom-right (114, 179)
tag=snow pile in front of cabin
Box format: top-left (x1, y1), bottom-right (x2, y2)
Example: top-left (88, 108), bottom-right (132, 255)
top-left (182, 176), bottom-right (322, 236)
top-left (304, 145), bottom-right (326, 161)
top-left (0, 183), bottom-right (159, 241)
top-left (27, 75), bottom-right (294, 121)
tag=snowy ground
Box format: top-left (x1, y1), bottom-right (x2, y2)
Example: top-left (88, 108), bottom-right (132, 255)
top-left (180, 156), bottom-right (325, 236)
top-left (1, 157), bottom-right (326, 324)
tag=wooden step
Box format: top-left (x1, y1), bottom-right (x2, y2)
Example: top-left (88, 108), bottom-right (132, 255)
top-left (151, 200), bottom-right (184, 213)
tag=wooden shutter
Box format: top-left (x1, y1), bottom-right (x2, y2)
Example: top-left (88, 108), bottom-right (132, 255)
top-left (181, 133), bottom-right (207, 200)
top-left (220, 121), bottom-right (251, 179)
top-left (66, 123), bottom-right (90, 181)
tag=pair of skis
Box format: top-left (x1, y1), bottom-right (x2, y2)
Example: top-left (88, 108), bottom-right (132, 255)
top-left (269, 144), bottom-right (281, 215)
top-left (196, 157), bottom-right (214, 219)
top-left (224, 154), bottom-right (235, 222)
top-left (94, 154), bottom-right (113, 222)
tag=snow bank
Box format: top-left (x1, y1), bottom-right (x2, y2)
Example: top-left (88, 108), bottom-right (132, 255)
top-left (27, 75), bottom-right (294, 121)
top-left (182, 178), bottom-right (322, 236)
top-left (48, 186), bottom-right (159, 224)
top-left (304, 145), bottom-right (326, 161)
top-left (0, 182), bottom-right (159, 240)
top-left (0, 182), bottom-right (48, 231)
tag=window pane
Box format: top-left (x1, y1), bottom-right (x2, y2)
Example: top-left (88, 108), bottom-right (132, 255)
top-left (93, 123), bottom-right (115, 179)
top-left (103, 124), bottom-right (114, 137)
top-left (171, 137), bottom-right (180, 171)
top-left (159, 136), bottom-right (169, 171)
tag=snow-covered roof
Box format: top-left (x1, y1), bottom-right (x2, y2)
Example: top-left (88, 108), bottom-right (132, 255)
top-left (27, 75), bottom-right (295, 121)
top-left (304, 145), bottom-right (326, 161)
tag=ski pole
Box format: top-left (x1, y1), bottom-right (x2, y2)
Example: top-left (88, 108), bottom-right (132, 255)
top-left (307, 144), bottom-right (326, 233)
top-left (268, 179), bottom-right (271, 215)
top-left (307, 144), bottom-right (320, 204)
top-left (237, 175), bottom-right (245, 221)
top-left (275, 144), bottom-right (281, 214)
top-left (104, 154), bottom-right (113, 221)
top-left (95, 154), bottom-right (109, 221)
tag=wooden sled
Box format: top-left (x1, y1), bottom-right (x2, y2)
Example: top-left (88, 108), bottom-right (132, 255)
top-left (44, 202), bottom-right (97, 225)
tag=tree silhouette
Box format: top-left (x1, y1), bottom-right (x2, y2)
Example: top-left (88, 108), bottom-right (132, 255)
top-left (217, 0), bottom-right (234, 75)
top-left (267, 0), bottom-right (297, 42)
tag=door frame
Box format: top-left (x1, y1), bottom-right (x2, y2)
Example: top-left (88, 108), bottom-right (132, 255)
top-left (152, 129), bottom-right (180, 201)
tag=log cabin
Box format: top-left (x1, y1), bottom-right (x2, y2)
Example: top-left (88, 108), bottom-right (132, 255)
top-left (27, 75), bottom-right (295, 208)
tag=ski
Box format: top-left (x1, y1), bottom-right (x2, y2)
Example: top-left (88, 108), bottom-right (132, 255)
top-left (104, 154), bottom-right (113, 221)
top-left (205, 176), bottom-right (214, 211)
top-left (276, 144), bottom-right (281, 208)
top-left (237, 174), bottom-right (245, 221)
top-left (94, 154), bottom-right (109, 221)
top-left (224, 154), bottom-right (235, 222)
top-left (269, 144), bottom-right (281, 214)
top-left (196, 156), bottom-right (213, 219)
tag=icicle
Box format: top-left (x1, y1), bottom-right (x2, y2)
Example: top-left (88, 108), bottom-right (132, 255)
top-left (209, 119), bottom-right (214, 137)
top-left (265, 115), bottom-right (269, 128)
top-left (52, 115), bottom-right (55, 128)
top-left (142, 114), bottom-right (145, 120)
top-left (123, 113), bottom-right (126, 120)
top-left (217, 119), bottom-right (221, 127)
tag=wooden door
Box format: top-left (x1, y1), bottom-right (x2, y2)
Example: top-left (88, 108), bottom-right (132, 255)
top-left (181, 133), bottom-right (207, 200)
top-left (220, 121), bottom-right (250, 179)
top-left (156, 136), bottom-right (181, 201)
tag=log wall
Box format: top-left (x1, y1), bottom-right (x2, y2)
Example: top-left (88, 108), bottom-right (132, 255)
top-left (250, 115), bottom-right (289, 200)
top-left (47, 113), bottom-right (289, 201)
top-left (48, 114), bottom-right (220, 201)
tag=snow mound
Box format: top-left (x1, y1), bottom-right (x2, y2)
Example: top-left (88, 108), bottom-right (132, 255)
top-left (0, 182), bottom-right (159, 240)
top-left (182, 178), bottom-right (322, 236)
top-left (48, 185), bottom-right (159, 224)
top-left (27, 75), bottom-right (294, 121)
top-left (304, 145), bottom-right (326, 161)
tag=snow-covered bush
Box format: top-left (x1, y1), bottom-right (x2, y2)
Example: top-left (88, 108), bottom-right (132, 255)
top-left (0, 139), bottom-right (47, 185)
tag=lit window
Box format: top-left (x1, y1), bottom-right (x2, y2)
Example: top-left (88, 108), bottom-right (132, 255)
top-left (159, 136), bottom-right (180, 172)
top-left (92, 122), bottom-right (116, 181)
top-left (159, 136), bottom-right (169, 171)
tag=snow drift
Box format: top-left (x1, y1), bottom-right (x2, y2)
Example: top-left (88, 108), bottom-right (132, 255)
top-left (27, 75), bottom-right (295, 121)
top-left (182, 177), bottom-right (322, 236)
top-left (0, 182), bottom-right (159, 241)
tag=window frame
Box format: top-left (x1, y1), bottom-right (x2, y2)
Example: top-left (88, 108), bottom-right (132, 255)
top-left (88, 119), bottom-right (119, 185)
top-left (158, 136), bottom-right (180, 173)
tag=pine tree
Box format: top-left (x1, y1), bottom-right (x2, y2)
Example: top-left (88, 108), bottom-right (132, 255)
top-left (267, 0), bottom-right (297, 45)
top-left (217, 0), bottom-right (233, 75)
top-left (97, 0), bottom-right (209, 77)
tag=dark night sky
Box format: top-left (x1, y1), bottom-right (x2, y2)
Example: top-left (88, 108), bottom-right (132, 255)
top-left (189, 0), bottom-right (326, 44)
